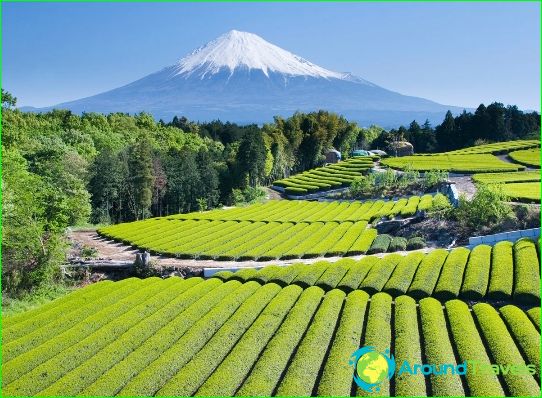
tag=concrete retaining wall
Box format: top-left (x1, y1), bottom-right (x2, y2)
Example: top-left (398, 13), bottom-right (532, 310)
top-left (468, 227), bottom-right (540, 247)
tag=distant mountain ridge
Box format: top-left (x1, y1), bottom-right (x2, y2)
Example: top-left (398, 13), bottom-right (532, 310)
top-left (25, 30), bottom-right (466, 127)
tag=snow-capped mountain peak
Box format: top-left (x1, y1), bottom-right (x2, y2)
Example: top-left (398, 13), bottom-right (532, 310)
top-left (174, 29), bottom-right (345, 79)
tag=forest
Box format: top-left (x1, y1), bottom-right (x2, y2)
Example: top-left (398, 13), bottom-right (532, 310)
top-left (1, 88), bottom-right (540, 295)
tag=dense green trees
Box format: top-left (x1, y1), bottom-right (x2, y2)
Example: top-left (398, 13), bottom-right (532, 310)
top-left (2, 92), bottom-right (539, 295)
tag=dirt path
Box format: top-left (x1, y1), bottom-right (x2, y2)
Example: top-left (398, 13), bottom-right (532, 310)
top-left (68, 230), bottom-right (433, 270)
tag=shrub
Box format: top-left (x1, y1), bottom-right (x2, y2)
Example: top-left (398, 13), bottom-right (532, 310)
top-left (356, 292), bottom-right (392, 396)
top-left (116, 281), bottom-right (265, 396)
top-left (210, 270), bottom-right (234, 282)
top-left (408, 249), bottom-right (448, 299)
top-left (473, 303), bottom-right (540, 396)
top-left (3, 277), bottom-right (187, 395)
top-left (499, 305), bottom-right (540, 379)
top-left (284, 186), bottom-right (308, 195)
top-left (388, 236), bottom-right (407, 252)
top-left (383, 252), bottom-right (424, 296)
top-left (315, 259), bottom-right (355, 291)
top-left (345, 228), bottom-right (378, 255)
top-left (427, 193), bottom-right (453, 220)
top-left (2, 279), bottom-right (119, 342)
top-left (394, 295), bottom-right (426, 396)
top-left (268, 264), bottom-right (305, 286)
top-left (423, 169), bottom-right (449, 188)
top-left (82, 280), bottom-right (245, 396)
top-left (399, 196), bottom-right (420, 217)
top-left (292, 261), bottom-right (330, 288)
top-left (445, 300), bottom-right (505, 396)
top-left (406, 236), bottom-right (426, 250)
top-left (513, 239), bottom-right (541, 303)
top-left (348, 174), bottom-right (376, 197)
top-left (455, 184), bottom-right (512, 230)
top-left (487, 241), bottom-right (513, 300)
top-left (237, 287), bottom-right (324, 396)
top-left (418, 298), bottom-right (465, 396)
top-left (526, 307), bottom-right (540, 331)
top-left (166, 284), bottom-right (301, 396)
top-left (359, 254), bottom-right (402, 294)
top-left (317, 290), bottom-right (370, 396)
top-left (460, 244), bottom-right (491, 300)
top-left (37, 278), bottom-right (213, 396)
top-left (336, 256), bottom-right (379, 291)
top-left (367, 234), bottom-right (392, 254)
top-left (276, 290), bottom-right (345, 396)
top-left (432, 247), bottom-right (470, 300)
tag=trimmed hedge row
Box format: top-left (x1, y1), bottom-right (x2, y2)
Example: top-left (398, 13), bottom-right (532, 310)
top-left (237, 286), bottom-right (325, 396)
top-left (513, 238), bottom-right (541, 303)
top-left (273, 157), bottom-right (374, 194)
top-left (81, 280), bottom-right (243, 396)
top-left (359, 254), bottom-right (402, 294)
top-left (419, 298), bottom-right (465, 396)
top-left (196, 285), bottom-right (303, 396)
top-left (382, 153), bottom-right (524, 173)
top-left (460, 244), bottom-right (491, 300)
top-left (508, 148), bottom-right (540, 168)
top-left (527, 307), bottom-right (540, 331)
top-left (116, 281), bottom-right (263, 396)
top-left (383, 252), bottom-right (425, 296)
top-left (159, 283), bottom-right (293, 396)
top-left (2, 280), bottom-right (115, 328)
top-left (2, 278), bottom-right (127, 342)
top-left (367, 234), bottom-right (392, 254)
top-left (473, 303), bottom-right (540, 396)
top-left (408, 249), bottom-right (449, 299)
top-left (394, 295), bottom-right (426, 397)
top-left (432, 247), bottom-right (470, 300)
top-left (317, 290), bottom-right (370, 396)
top-left (38, 277), bottom-right (213, 396)
top-left (499, 305), bottom-right (540, 379)
top-left (2, 277), bottom-right (163, 385)
top-left (4, 277), bottom-right (185, 395)
top-left (358, 292), bottom-right (392, 396)
top-left (487, 241), bottom-right (514, 300)
top-left (213, 239), bottom-right (539, 301)
top-left (5, 278), bottom-right (541, 397)
top-left (276, 289), bottom-right (345, 396)
top-left (445, 300), bottom-right (505, 396)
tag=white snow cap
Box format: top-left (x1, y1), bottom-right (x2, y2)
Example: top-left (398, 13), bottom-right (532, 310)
top-left (174, 30), bottom-right (346, 79)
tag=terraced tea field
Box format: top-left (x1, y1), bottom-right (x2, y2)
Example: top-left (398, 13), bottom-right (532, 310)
top-left (500, 182), bottom-right (541, 202)
top-left (98, 196), bottom-right (437, 260)
top-left (3, 241), bottom-right (540, 396)
top-left (508, 148), bottom-right (541, 168)
top-left (273, 157), bottom-right (374, 195)
top-left (445, 139), bottom-right (540, 155)
top-left (212, 239), bottom-right (541, 303)
top-left (381, 153), bottom-right (525, 173)
top-left (472, 171), bottom-right (540, 184)
top-left (472, 171), bottom-right (541, 202)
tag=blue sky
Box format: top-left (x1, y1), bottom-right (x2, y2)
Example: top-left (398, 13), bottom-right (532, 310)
top-left (2, 1), bottom-right (540, 110)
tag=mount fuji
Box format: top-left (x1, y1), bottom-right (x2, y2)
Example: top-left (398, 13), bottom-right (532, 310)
top-left (32, 30), bottom-right (465, 126)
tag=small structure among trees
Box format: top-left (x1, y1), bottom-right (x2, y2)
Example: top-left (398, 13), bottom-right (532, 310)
top-left (388, 141), bottom-right (414, 157)
top-left (325, 148), bottom-right (342, 163)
